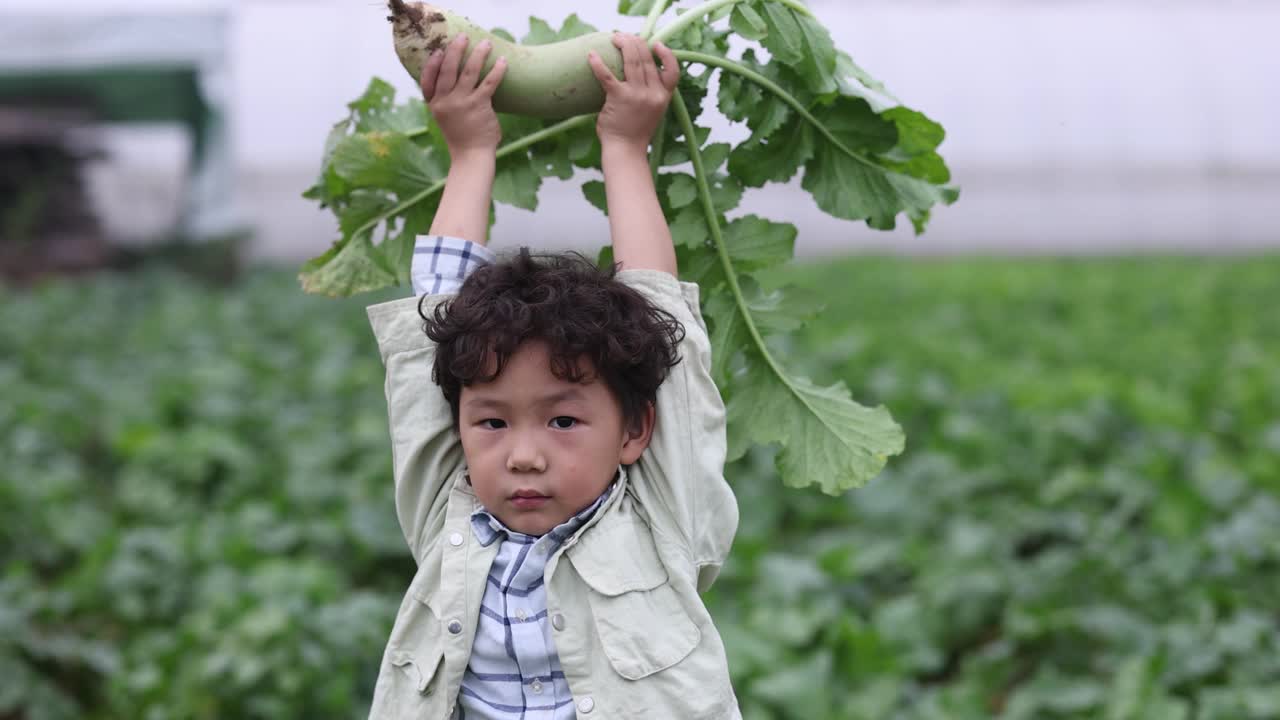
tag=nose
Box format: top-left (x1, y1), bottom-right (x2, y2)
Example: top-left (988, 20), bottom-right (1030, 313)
top-left (506, 430), bottom-right (546, 473)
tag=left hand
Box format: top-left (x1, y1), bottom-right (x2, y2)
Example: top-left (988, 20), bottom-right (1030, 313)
top-left (588, 33), bottom-right (680, 152)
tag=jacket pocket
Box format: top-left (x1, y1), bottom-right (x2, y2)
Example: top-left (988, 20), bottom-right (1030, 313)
top-left (369, 644), bottom-right (444, 720)
top-left (389, 646), bottom-right (444, 695)
top-left (370, 573), bottom-right (448, 719)
top-left (568, 518), bottom-right (701, 680)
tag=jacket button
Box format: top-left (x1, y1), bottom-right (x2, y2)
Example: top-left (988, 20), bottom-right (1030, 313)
top-left (551, 613), bottom-right (566, 631)
top-left (577, 697), bottom-right (594, 714)
top-left (448, 532), bottom-right (464, 547)
top-left (447, 620), bottom-right (463, 634)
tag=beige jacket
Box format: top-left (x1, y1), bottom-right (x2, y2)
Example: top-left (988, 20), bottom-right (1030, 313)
top-left (364, 269), bottom-right (742, 719)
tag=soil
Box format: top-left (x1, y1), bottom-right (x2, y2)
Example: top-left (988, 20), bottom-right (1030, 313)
top-left (387, 0), bottom-right (443, 40)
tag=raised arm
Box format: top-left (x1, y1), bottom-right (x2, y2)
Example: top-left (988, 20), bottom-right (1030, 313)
top-left (421, 33), bottom-right (507, 245)
top-left (590, 37), bottom-right (736, 591)
top-left (368, 34), bottom-right (507, 565)
top-left (613, 270), bottom-right (738, 593)
top-left (588, 34), bottom-right (681, 277)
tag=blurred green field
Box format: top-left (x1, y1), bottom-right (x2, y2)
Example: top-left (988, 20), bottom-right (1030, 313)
top-left (2, 255), bottom-right (1278, 719)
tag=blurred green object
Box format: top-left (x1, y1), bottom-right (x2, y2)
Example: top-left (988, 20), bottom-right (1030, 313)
top-left (1, 255), bottom-right (1278, 719)
top-left (0, 67), bottom-right (211, 161)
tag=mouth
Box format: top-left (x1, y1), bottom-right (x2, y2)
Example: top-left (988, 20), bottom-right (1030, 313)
top-left (510, 489), bottom-right (550, 510)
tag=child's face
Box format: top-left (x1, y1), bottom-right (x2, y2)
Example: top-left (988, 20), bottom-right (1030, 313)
top-left (458, 340), bottom-right (653, 536)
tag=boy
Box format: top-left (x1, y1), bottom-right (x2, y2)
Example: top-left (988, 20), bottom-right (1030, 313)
top-left (364, 30), bottom-right (740, 719)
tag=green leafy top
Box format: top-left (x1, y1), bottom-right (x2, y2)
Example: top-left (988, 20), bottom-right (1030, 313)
top-left (300, 0), bottom-right (960, 494)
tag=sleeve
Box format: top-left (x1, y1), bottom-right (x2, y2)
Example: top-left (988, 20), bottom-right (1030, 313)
top-left (616, 269), bottom-right (740, 593)
top-left (411, 235), bottom-right (496, 297)
top-left (367, 236), bottom-right (492, 564)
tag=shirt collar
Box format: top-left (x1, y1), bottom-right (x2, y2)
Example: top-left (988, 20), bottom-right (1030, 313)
top-left (470, 475), bottom-right (617, 548)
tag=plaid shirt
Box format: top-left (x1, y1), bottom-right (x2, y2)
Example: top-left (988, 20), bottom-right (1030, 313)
top-left (411, 235), bottom-right (496, 296)
top-left (413, 234), bottom-right (614, 718)
top-left (456, 481), bottom-right (615, 719)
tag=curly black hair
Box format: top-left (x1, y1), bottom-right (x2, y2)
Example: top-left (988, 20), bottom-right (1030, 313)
top-left (419, 248), bottom-right (686, 432)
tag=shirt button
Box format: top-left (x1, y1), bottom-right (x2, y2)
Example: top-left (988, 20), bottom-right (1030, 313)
top-left (514, 608), bottom-right (527, 621)
top-left (448, 532), bottom-right (463, 547)
top-left (531, 679), bottom-right (543, 694)
top-left (577, 697), bottom-right (595, 714)
top-left (551, 613), bottom-right (565, 631)
top-left (447, 620), bottom-right (463, 635)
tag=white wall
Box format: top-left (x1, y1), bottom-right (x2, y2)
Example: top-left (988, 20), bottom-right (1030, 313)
top-left (232, 0), bottom-right (1280, 172)
top-left (60, 0), bottom-right (1280, 257)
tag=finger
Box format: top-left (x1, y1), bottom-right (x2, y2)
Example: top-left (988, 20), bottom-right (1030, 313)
top-left (587, 51), bottom-right (619, 92)
top-left (478, 55), bottom-right (508, 97)
top-left (628, 35), bottom-right (651, 86)
top-left (654, 42), bottom-right (681, 92)
top-left (420, 50), bottom-right (445, 100)
top-left (437, 34), bottom-right (469, 95)
top-left (615, 32), bottom-right (645, 84)
top-left (641, 39), bottom-right (660, 88)
top-left (459, 39), bottom-right (492, 92)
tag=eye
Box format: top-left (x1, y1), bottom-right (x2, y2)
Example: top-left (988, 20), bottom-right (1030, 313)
top-left (550, 416), bottom-right (577, 430)
top-left (479, 419), bottom-right (507, 430)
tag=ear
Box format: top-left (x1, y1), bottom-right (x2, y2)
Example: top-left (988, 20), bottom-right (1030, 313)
top-left (618, 401), bottom-right (656, 465)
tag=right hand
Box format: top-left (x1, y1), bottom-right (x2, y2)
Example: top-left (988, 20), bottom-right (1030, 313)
top-left (420, 34), bottom-right (508, 155)
top-left (588, 33), bottom-right (679, 153)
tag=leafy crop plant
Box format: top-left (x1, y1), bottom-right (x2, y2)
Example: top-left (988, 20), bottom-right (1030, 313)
top-left (301, 0), bottom-right (960, 494)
